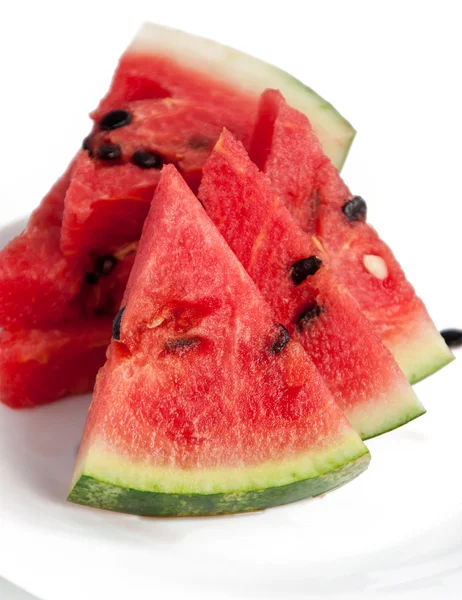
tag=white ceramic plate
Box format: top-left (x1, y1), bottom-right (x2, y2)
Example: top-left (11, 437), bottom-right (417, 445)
top-left (0, 217), bottom-right (461, 600)
top-left (0, 577), bottom-right (39, 600)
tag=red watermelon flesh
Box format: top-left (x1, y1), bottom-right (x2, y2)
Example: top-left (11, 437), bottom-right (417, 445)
top-left (0, 319), bottom-right (111, 409)
top-left (199, 130), bottom-right (424, 439)
top-left (61, 18), bottom-right (358, 260)
top-left (68, 165), bottom-right (369, 516)
top-left (0, 170), bottom-right (84, 330)
top-left (0, 167), bottom-right (137, 331)
top-left (61, 98), bottom-right (242, 257)
top-left (0, 171), bottom-right (134, 408)
top-left (0, 21), bottom-right (357, 408)
top-left (249, 90), bottom-right (453, 384)
top-left (91, 23), bottom-right (356, 171)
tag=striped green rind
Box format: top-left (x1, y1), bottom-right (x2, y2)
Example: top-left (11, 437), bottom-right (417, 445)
top-left (130, 23), bottom-right (355, 170)
top-left (68, 453), bottom-right (370, 517)
top-left (68, 430), bottom-right (370, 516)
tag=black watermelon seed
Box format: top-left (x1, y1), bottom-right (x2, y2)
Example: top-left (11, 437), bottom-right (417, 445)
top-left (85, 271), bottom-right (100, 285)
top-left (440, 328), bottom-right (462, 348)
top-left (296, 303), bottom-right (324, 330)
top-left (271, 324), bottom-right (290, 354)
top-left (165, 337), bottom-right (201, 354)
top-left (97, 144), bottom-right (122, 161)
top-left (99, 109), bottom-right (132, 131)
top-left (112, 306), bottom-right (126, 341)
top-left (97, 144), bottom-right (122, 160)
top-left (82, 136), bottom-right (93, 156)
top-left (342, 196), bottom-right (367, 222)
top-left (132, 149), bottom-right (163, 169)
top-left (291, 256), bottom-right (323, 285)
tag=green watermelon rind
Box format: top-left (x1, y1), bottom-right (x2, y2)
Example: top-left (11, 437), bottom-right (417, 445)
top-left (386, 328), bottom-right (454, 386)
top-left (408, 353), bottom-right (455, 386)
top-left (129, 23), bottom-right (356, 170)
top-left (356, 402), bottom-right (426, 442)
top-left (68, 434), bottom-right (370, 516)
top-left (68, 454), bottom-right (370, 517)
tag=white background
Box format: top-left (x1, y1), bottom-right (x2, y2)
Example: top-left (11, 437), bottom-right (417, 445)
top-left (0, 1), bottom-right (461, 599)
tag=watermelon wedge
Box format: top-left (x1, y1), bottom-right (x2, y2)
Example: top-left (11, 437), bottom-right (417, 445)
top-left (95, 23), bottom-right (355, 169)
top-left (0, 320), bottom-right (111, 409)
top-left (0, 23), bottom-right (357, 409)
top-left (199, 130), bottom-right (424, 439)
top-left (0, 169), bottom-right (133, 331)
top-left (0, 169), bottom-right (83, 330)
top-left (62, 19), bottom-right (356, 258)
top-left (61, 98), bottom-right (245, 257)
top-left (249, 90), bottom-right (453, 383)
top-left (0, 170), bottom-right (134, 407)
top-left (68, 166), bottom-right (369, 516)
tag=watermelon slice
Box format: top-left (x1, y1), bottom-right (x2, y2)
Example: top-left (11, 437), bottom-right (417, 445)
top-left (61, 98), bottom-right (245, 257)
top-left (0, 171), bottom-right (134, 407)
top-left (0, 320), bottom-right (111, 409)
top-left (0, 24), bottom-right (357, 409)
top-left (0, 170), bottom-right (84, 330)
top-left (0, 169), bottom-right (134, 331)
top-left (94, 23), bottom-right (355, 169)
top-left (68, 166), bottom-right (369, 516)
top-left (199, 130), bottom-right (424, 439)
top-left (249, 90), bottom-right (453, 383)
top-left (62, 17), bottom-right (356, 259)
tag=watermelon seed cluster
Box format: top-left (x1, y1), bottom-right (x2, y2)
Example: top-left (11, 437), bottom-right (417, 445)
top-left (82, 109), bottom-right (164, 169)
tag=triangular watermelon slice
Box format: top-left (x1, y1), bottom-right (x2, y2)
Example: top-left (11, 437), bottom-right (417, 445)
top-left (0, 23), bottom-right (356, 409)
top-left (94, 23), bottom-right (354, 168)
top-left (61, 21), bottom-right (355, 258)
top-left (249, 90), bottom-right (453, 383)
top-left (60, 98), bottom-right (245, 257)
top-left (199, 130), bottom-right (424, 439)
top-left (68, 166), bottom-right (369, 516)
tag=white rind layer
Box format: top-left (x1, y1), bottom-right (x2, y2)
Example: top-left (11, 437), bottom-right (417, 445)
top-left (128, 23), bottom-right (355, 169)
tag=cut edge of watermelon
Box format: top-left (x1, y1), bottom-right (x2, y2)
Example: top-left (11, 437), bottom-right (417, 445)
top-left (129, 22), bottom-right (355, 170)
top-left (68, 431), bottom-right (369, 516)
top-left (385, 323), bottom-right (454, 385)
top-left (347, 380), bottom-right (426, 441)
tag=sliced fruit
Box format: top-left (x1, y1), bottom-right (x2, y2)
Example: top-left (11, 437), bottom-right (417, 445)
top-left (0, 320), bottom-right (111, 409)
top-left (199, 130), bottom-right (424, 439)
top-left (0, 22), bottom-right (357, 409)
top-left (0, 170), bottom-right (133, 408)
top-left (249, 90), bottom-right (453, 383)
top-left (0, 169), bottom-right (133, 331)
top-left (94, 22), bottom-right (355, 169)
top-left (61, 98), bottom-right (244, 257)
top-left (68, 166), bottom-right (369, 516)
top-left (0, 169), bottom-right (83, 329)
